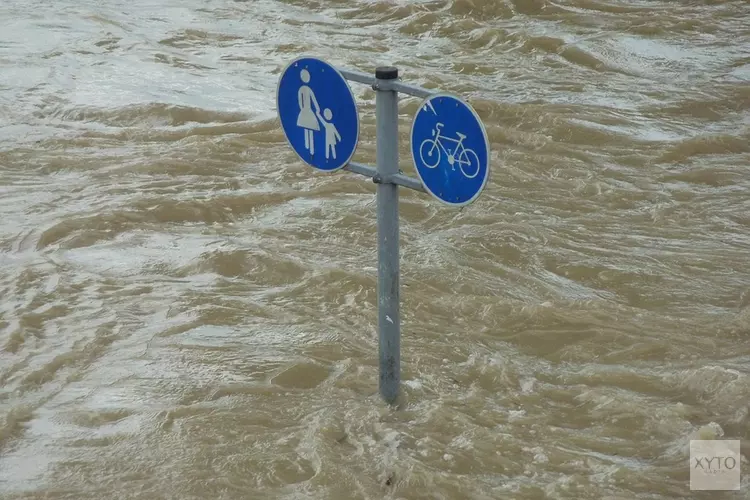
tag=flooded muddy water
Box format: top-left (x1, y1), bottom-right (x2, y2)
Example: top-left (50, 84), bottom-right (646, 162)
top-left (1, 0), bottom-right (750, 498)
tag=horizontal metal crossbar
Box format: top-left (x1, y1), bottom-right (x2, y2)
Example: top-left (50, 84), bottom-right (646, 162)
top-left (339, 68), bottom-right (435, 99)
top-left (344, 162), bottom-right (426, 193)
top-left (337, 68), bottom-right (430, 194)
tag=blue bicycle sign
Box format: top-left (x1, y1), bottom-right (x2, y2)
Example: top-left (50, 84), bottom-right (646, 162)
top-left (410, 93), bottom-right (490, 207)
top-left (418, 122), bottom-right (480, 179)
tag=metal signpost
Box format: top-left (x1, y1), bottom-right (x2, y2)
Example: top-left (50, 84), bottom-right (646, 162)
top-left (276, 56), bottom-right (491, 405)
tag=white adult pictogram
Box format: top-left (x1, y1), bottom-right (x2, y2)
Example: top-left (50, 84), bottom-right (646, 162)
top-left (296, 69), bottom-right (321, 155)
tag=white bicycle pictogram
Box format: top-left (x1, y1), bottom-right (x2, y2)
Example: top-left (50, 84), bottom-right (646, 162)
top-left (419, 123), bottom-right (480, 179)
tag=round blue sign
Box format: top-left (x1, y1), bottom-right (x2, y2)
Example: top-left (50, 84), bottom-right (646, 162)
top-left (410, 93), bottom-right (490, 207)
top-left (276, 56), bottom-right (360, 172)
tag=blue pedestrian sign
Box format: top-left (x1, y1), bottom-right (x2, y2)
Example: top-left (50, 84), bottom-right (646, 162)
top-left (277, 56), bottom-right (360, 172)
top-left (410, 93), bottom-right (490, 207)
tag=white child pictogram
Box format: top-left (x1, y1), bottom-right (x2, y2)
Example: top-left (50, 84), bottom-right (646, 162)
top-left (316, 108), bottom-right (341, 160)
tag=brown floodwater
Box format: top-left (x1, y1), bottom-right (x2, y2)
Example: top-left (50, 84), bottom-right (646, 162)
top-left (1, 0), bottom-right (750, 498)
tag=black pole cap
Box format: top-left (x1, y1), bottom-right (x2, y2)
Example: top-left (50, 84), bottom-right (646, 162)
top-left (375, 66), bottom-right (398, 80)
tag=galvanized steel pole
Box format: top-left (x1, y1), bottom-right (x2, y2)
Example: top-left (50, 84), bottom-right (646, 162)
top-left (374, 66), bottom-right (400, 404)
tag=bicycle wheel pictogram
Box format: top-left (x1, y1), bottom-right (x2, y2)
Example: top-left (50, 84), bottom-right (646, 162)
top-left (458, 148), bottom-right (480, 179)
top-left (419, 139), bottom-right (441, 169)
